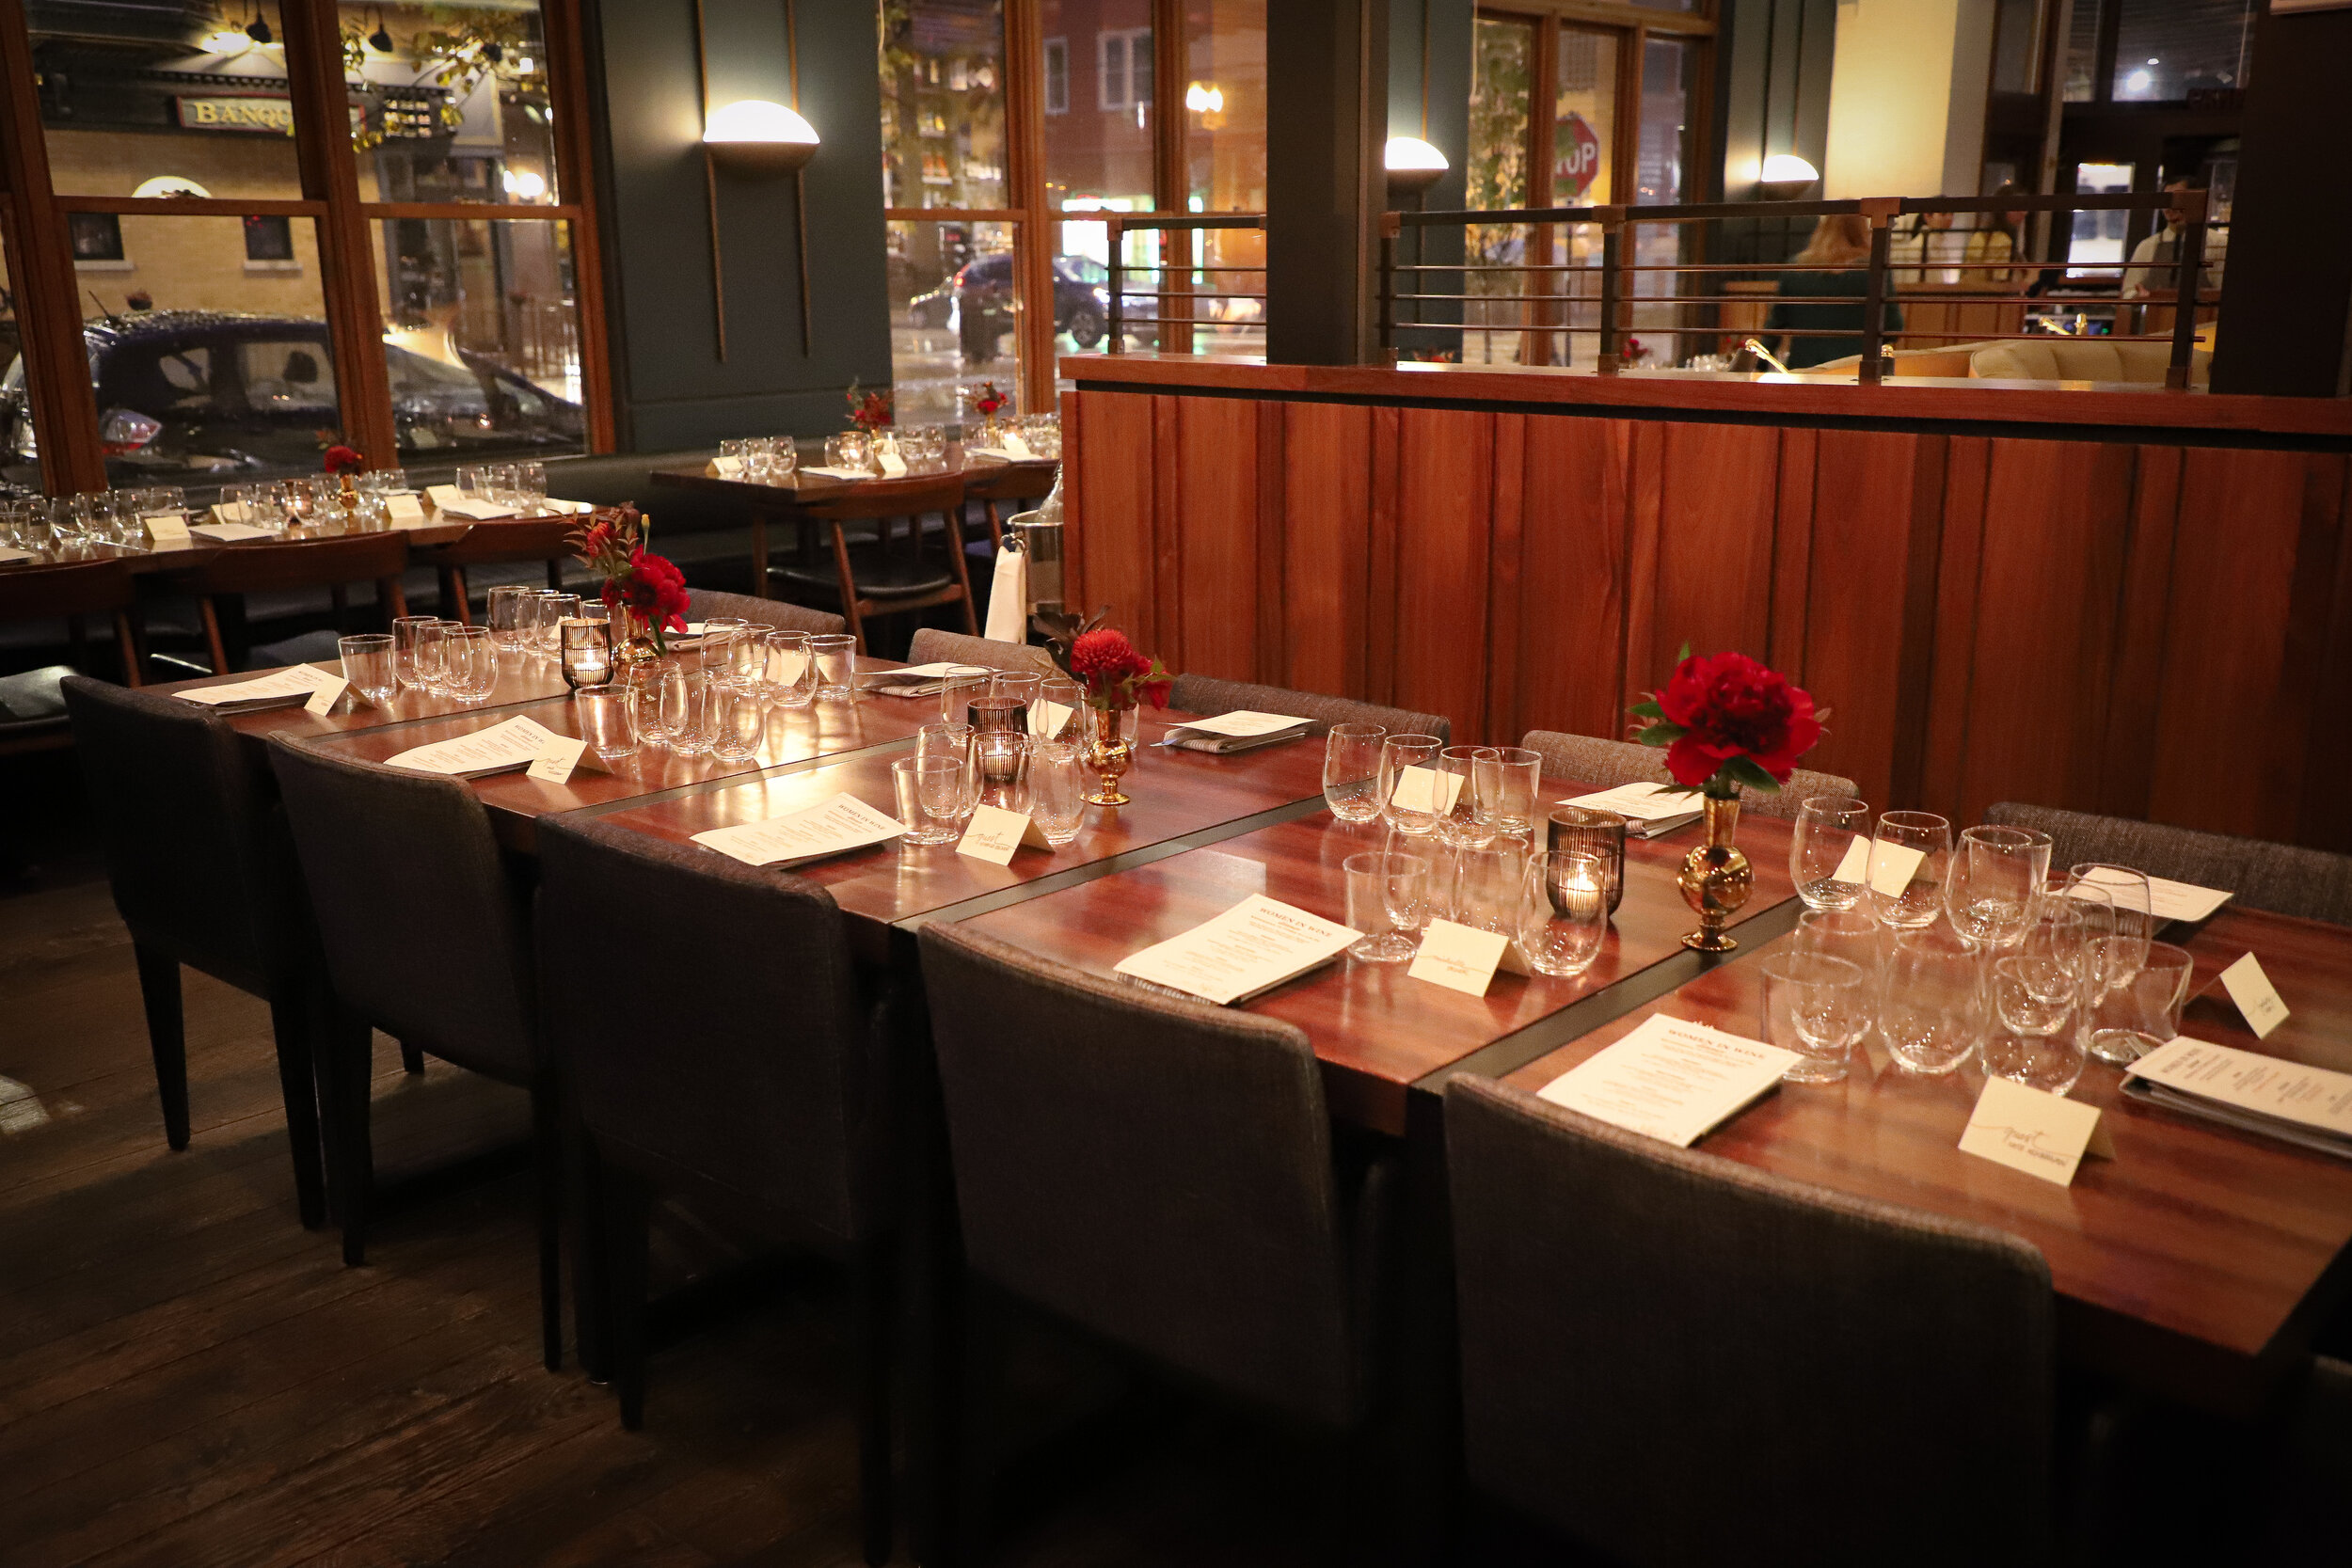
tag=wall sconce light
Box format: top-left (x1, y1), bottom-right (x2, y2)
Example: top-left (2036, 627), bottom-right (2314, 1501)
top-left (694, 0), bottom-right (818, 361)
top-left (1384, 135), bottom-right (1449, 196)
top-left (704, 99), bottom-right (820, 175)
top-left (1183, 81), bottom-right (1223, 115)
top-left (1756, 153), bottom-right (1820, 201)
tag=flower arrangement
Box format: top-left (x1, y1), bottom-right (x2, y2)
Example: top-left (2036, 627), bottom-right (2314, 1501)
top-left (845, 381), bottom-right (895, 434)
top-left (968, 381), bottom-right (1010, 420)
top-left (1036, 608), bottom-right (1170, 710)
top-left (322, 445), bottom-right (368, 476)
top-left (570, 506), bottom-right (690, 653)
top-left (1630, 645), bottom-right (1826, 800)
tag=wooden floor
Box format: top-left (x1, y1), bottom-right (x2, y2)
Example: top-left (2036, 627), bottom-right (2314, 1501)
top-left (0, 840), bottom-right (1327, 1568)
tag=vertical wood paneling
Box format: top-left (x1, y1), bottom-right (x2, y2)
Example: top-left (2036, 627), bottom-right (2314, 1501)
top-left (2148, 450), bottom-right (2330, 840)
top-left (1768, 428), bottom-right (1818, 678)
top-left (1486, 415), bottom-right (1528, 744)
top-left (1282, 402), bottom-right (1374, 699)
top-left (1640, 422), bottom-right (1780, 694)
top-left (2304, 461), bottom-right (2352, 852)
top-left (2103, 446), bottom-right (2184, 822)
top-left (1393, 408), bottom-right (1496, 740)
top-left (1509, 415), bottom-right (1632, 744)
top-left (1170, 395), bottom-right (1260, 678)
top-left (1364, 404), bottom-right (1404, 706)
top-left (1618, 422), bottom-right (1664, 718)
top-left (1919, 436), bottom-right (1992, 824)
top-left (1254, 403), bottom-right (1288, 686)
top-left (1065, 390), bottom-right (1156, 637)
top-left (1150, 396), bottom-right (1183, 657)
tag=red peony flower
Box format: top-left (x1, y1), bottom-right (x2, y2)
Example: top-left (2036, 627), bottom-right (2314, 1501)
top-left (322, 445), bottom-right (366, 475)
top-left (1069, 628), bottom-right (1138, 683)
top-left (1653, 651), bottom-right (1823, 788)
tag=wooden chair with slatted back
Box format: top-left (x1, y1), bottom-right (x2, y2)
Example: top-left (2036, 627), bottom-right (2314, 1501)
top-left (0, 556), bottom-right (146, 755)
top-left (962, 462), bottom-right (1058, 550)
top-left (772, 474), bottom-right (977, 652)
top-left (414, 516), bottom-right (580, 624)
top-left (179, 531), bottom-right (410, 675)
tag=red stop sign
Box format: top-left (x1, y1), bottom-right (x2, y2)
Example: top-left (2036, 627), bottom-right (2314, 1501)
top-left (1554, 112), bottom-right (1602, 198)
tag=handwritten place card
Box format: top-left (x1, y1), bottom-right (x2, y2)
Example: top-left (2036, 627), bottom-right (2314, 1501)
top-left (1867, 841), bottom-right (1927, 896)
top-left (956, 802), bottom-right (1050, 864)
top-left (209, 501), bottom-right (248, 527)
top-left (1002, 432), bottom-right (1036, 460)
top-left (876, 449), bottom-right (910, 478)
top-left (1408, 918), bottom-right (1510, 997)
top-left (175, 663), bottom-right (342, 709)
top-left (385, 493), bottom-right (428, 526)
top-left (144, 513), bottom-right (190, 542)
top-left (301, 674), bottom-right (350, 716)
top-left (1561, 783), bottom-right (1702, 838)
top-left (800, 465), bottom-right (872, 482)
top-left (2214, 952), bottom-right (2289, 1039)
top-left (1959, 1076), bottom-right (2114, 1187)
top-left (691, 793), bottom-right (906, 869)
top-left (1538, 1014), bottom-right (1800, 1148)
top-left (1029, 699), bottom-right (1074, 740)
top-left (1831, 836), bottom-right (1871, 885)
top-left (524, 733), bottom-right (588, 785)
top-left (425, 483), bottom-right (465, 511)
top-left (705, 455), bottom-right (747, 479)
top-left (1390, 765), bottom-right (1467, 816)
top-left (2070, 866), bottom-right (2233, 925)
top-left (1114, 895), bottom-right (1359, 1007)
top-left (383, 715), bottom-right (560, 777)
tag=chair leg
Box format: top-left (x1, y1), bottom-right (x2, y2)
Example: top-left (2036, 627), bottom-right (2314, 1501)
top-left (399, 1040), bottom-right (425, 1075)
top-left (572, 1131), bottom-right (613, 1385)
top-left (940, 507), bottom-right (980, 635)
top-left (532, 1077), bottom-right (564, 1372)
top-left (199, 597), bottom-right (230, 678)
top-left (114, 610), bottom-right (145, 687)
top-left (314, 1000), bottom-right (375, 1266)
top-left (382, 577), bottom-right (408, 623)
top-left (603, 1164), bottom-right (652, 1429)
top-left (131, 943), bottom-right (188, 1150)
top-left (267, 987), bottom-right (327, 1230)
top-left (854, 1230), bottom-right (897, 1567)
top-left (442, 567), bottom-right (473, 625)
top-left (830, 522), bottom-right (868, 651)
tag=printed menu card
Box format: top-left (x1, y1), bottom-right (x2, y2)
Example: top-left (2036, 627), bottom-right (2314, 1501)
top-left (691, 793), bottom-right (907, 869)
top-left (174, 662), bottom-right (344, 710)
top-left (2126, 1037), bottom-right (2352, 1149)
top-left (2069, 866), bottom-right (2233, 925)
top-left (1561, 783), bottom-right (1703, 838)
top-left (1158, 711), bottom-right (1312, 754)
top-left (1538, 1014), bottom-right (1799, 1148)
top-left (384, 716), bottom-right (563, 778)
top-left (1114, 895), bottom-right (1359, 1006)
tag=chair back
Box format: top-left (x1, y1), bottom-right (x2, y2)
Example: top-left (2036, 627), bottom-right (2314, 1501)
top-left (917, 922), bottom-right (1360, 1427)
top-left (798, 473), bottom-right (964, 524)
top-left (535, 816), bottom-right (883, 1241)
top-left (426, 516), bottom-right (579, 567)
top-left (905, 627), bottom-right (1054, 675)
top-left (685, 587), bottom-right (846, 638)
top-left (1444, 1075), bottom-right (2053, 1564)
top-left (183, 531), bottom-right (409, 594)
top-left (61, 676), bottom-right (298, 987)
top-left (264, 735), bottom-right (535, 1082)
top-left (1518, 729), bottom-right (1856, 821)
top-left (0, 556), bottom-right (137, 621)
top-left (1986, 801), bottom-right (2352, 927)
top-left (1169, 673), bottom-right (1451, 744)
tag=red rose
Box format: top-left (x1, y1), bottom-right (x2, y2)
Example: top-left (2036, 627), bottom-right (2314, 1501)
top-left (1655, 651), bottom-right (1823, 787)
top-left (322, 445), bottom-right (366, 475)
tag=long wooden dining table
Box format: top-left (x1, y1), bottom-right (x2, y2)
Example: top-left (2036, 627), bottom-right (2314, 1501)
top-left (141, 649), bottom-right (2352, 1420)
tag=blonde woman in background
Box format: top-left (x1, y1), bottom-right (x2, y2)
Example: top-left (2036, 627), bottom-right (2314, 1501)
top-left (1764, 214), bottom-right (1904, 370)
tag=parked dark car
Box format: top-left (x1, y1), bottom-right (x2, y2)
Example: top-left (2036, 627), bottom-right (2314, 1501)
top-left (909, 255), bottom-right (1119, 359)
top-left (0, 309), bottom-right (582, 489)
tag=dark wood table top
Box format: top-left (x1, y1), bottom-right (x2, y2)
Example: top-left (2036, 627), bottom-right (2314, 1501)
top-left (1493, 902), bottom-right (2352, 1415)
top-left (4, 516), bottom-right (490, 579)
top-left (956, 798), bottom-right (1801, 1135)
top-left (147, 656), bottom-right (574, 751)
top-left (648, 451), bottom-right (1058, 510)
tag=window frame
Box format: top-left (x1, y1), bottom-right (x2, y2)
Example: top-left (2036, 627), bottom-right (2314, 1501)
top-left (0, 0), bottom-right (612, 495)
top-left (1044, 37), bottom-right (1069, 116)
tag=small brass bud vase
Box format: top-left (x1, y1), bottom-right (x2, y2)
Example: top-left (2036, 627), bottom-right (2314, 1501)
top-left (1677, 792), bottom-right (1753, 952)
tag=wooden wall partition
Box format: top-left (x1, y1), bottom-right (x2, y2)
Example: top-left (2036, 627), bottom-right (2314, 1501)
top-left (1062, 386), bottom-right (2352, 851)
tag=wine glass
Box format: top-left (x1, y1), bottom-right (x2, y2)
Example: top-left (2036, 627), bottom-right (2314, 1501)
top-left (1322, 723), bottom-right (1387, 824)
top-left (1759, 950), bottom-right (1871, 1084)
top-left (1376, 734), bottom-right (1446, 838)
top-left (1344, 851), bottom-right (1431, 964)
top-left (1946, 825), bottom-right (2050, 949)
top-left (1880, 917), bottom-right (1987, 1076)
top-left (1789, 796), bottom-right (1870, 912)
top-left (1866, 811), bottom-right (1952, 931)
top-left (2065, 863), bottom-right (2153, 1065)
top-left (1449, 844), bottom-right (1526, 938)
top-left (1435, 745), bottom-right (1498, 849)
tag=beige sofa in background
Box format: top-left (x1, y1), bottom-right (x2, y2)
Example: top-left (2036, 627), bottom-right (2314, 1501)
top-left (1803, 336), bottom-right (2212, 388)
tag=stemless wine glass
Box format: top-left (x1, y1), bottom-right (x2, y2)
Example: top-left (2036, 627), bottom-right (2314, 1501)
top-left (2066, 863), bottom-right (2153, 1064)
top-left (1031, 677), bottom-right (1082, 742)
top-left (1867, 811), bottom-right (1953, 930)
top-left (710, 680), bottom-right (766, 762)
top-left (892, 757), bottom-right (965, 846)
top-left (1984, 952), bottom-right (2089, 1096)
top-left (1447, 845), bottom-right (1524, 937)
top-left (627, 663), bottom-right (675, 749)
top-left (1880, 918), bottom-right (1988, 1076)
top-left (660, 668), bottom-right (717, 756)
top-left (390, 614), bottom-right (437, 690)
top-left (2082, 941), bottom-right (2194, 1064)
top-left (1475, 746), bottom-right (1544, 842)
top-left (1946, 825), bottom-right (2051, 949)
top-left (532, 593), bottom-right (581, 659)
top-left (1322, 723), bottom-right (1387, 823)
top-left (939, 668), bottom-right (990, 726)
top-left (485, 586), bottom-right (532, 654)
top-left (1790, 796), bottom-right (1871, 911)
top-left (1794, 906), bottom-right (1885, 984)
top-left (1344, 851), bottom-right (1431, 964)
top-left (1760, 950), bottom-right (1871, 1084)
top-left (338, 633), bottom-right (395, 705)
top-left (810, 634), bottom-right (857, 700)
top-left (1520, 849), bottom-right (1612, 978)
top-left (1026, 740), bottom-right (1087, 846)
top-left (416, 618), bottom-right (462, 695)
top-left (1435, 746), bottom-right (1498, 850)
top-left (1377, 734), bottom-right (1446, 838)
top-left (576, 687), bottom-right (639, 763)
top-left (918, 723), bottom-right (979, 826)
top-left (765, 630), bottom-right (815, 708)
top-left (446, 626), bottom-right (498, 702)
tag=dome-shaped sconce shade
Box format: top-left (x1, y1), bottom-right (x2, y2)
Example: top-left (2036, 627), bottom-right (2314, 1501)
top-left (1385, 135), bottom-right (1449, 196)
top-left (704, 100), bottom-right (820, 175)
top-left (1756, 153), bottom-right (1820, 201)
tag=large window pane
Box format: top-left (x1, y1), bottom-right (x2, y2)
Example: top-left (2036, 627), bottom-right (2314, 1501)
top-left (1465, 18), bottom-right (1534, 366)
top-left (2111, 0), bottom-right (2253, 102)
top-left (2062, 0), bottom-right (2102, 103)
top-left (1991, 0), bottom-right (2043, 94)
top-left (57, 214), bottom-right (342, 487)
top-left (30, 2), bottom-right (303, 199)
top-left (888, 218), bottom-right (1022, 428)
top-left (2067, 162), bottom-right (2134, 278)
top-left (1041, 1), bottom-right (1152, 212)
top-left (1630, 37), bottom-right (1695, 366)
top-left (1182, 0), bottom-right (1264, 212)
top-left (373, 217), bottom-right (583, 463)
top-left (342, 3), bottom-right (563, 205)
top-left (881, 1), bottom-right (1009, 211)
top-left (0, 221), bottom-right (40, 496)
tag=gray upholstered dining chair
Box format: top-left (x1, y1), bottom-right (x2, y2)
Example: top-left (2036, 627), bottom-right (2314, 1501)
top-left (534, 814), bottom-right (898, 1566)
top-left (915, 921), bottom-right (1396, 1559)
top-left (60, 677), bottom-right (328, 1227)
top-left (264, 735), bottom-right (563, 1370)
top-left (1518, 729), bottom-right (1857, 822)
top-left (905, 626), bottom-right (1056, 675)
top-left (1444, 1074), bottom-right (2055, 1566)
top-left (1168, 673), bottom-right (1452, 743)
top-left (684, 586), bottom-right (846, 638)
top-left (1986, 802), bottom-right (2352, 927)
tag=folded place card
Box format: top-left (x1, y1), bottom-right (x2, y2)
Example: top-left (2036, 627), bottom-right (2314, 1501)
top-left (424, 483), bottom-right (465, 510)
top-left (436, 498), bottom-right (518, 521)
top-left (800, 465), bottom-right (871, 481)
top-left (143, 513), bottom-right (190, 541)
top-left (876, 450), bottom-right (910, 478)
top-left (1562, 783), bottom-right (1703, 838)
top-left (1831, 836), bottom-right (1871, 885)
top-left (175, 662), bottom-right (343, 709)
top-left (1028, 699), bottom-right (1075, 740)
top-left (1002, 432), bottom-right (1036, 460)
top-left (705, 455), bottom-right (748, 479)
top-left (2126, 1036), bottom-right (2352, 1140)
top-left (1959, 1075), bottom-right (2115, 1187)
top-left (208, 501), bottom-right (247, 527)
top-left (690, 793), bottom-right (906, 869)
top-left (524, 734), bottom-right (589, 785)
top-left (1159, 710), bottom-right (1311, 754)
top-left (2213, 952), bottom-right (2289, 1039)
top-left (189, 521), bottom-right (274, 542)
top-left (2070, 867), bottom-right (2233, 925)
top-left (957, 802), bottom-right (1049, 864)
top-left (383, 715), bottom-right (561, 778)
top-left (1538, 1014), bottom-right (1800, 1148)
top-left (1408, 918), bottom-right (1511, 998)
top-left (385, 493), bottom-right (428, 525)
top-left (0, 546), bottom-right (36, 565)
top-left (1391, 765), bottom-right (1467, 816)
top-left (1867, 841), bottom-right (1927, 896)
top-left (301, 674), bottom-right (350, 717)
top-left (1114, 895), bottom-right (1359, 1007)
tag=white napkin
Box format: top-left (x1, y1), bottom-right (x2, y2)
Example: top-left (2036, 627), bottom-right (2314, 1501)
top-left (984, 546), bottom-right (1027, 642)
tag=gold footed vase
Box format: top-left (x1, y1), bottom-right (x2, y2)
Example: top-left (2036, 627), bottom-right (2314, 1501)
top-left (611, 606), bottom-right (662, 684)
top-left (1079, 701), bottom-right (1137, 806)
top-left (1677, 793), bottom-right (1753, 952)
